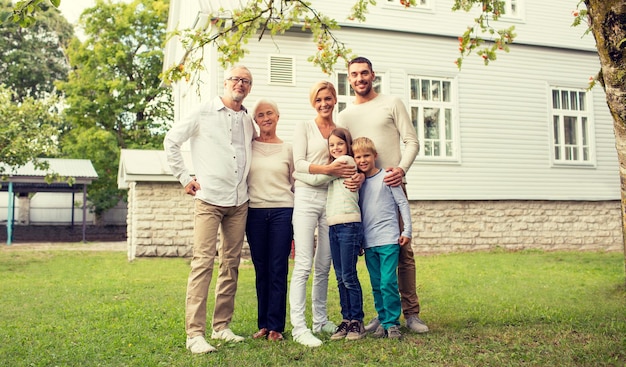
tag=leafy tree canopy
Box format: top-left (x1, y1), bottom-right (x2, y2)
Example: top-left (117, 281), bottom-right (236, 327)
top-left (0, 0), bottom-right (73, 102)
top-left (55, 0), bottom-right (172, 218)
top-left (58, 0), bottom-right (172, 150)
top-left (0, 84), bottom-right (61, 176)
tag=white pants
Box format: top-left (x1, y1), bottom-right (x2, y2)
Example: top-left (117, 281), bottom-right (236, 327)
top-left (289, 186), bottom-right (332, 337)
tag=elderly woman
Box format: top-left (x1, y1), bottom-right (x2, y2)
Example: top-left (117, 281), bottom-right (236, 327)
top-left (246, 98), bottom-right (294, 342)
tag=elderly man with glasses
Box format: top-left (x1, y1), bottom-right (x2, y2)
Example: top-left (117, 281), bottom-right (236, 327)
top-left (164, 65), bottom-right (257, 354)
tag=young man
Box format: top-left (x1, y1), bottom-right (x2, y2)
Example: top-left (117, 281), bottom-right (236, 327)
top-left (337, 57), bottom-right (429, 334)
top-left (164, 65), bottom-right (256, 354)
top-left (353, 137), bottom-right (411, 339)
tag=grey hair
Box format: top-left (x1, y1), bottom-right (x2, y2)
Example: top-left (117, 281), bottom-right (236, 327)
top-left (252, 98), bottom-right (280, 117)
top-left (224, 65), bottom-right (253, 85)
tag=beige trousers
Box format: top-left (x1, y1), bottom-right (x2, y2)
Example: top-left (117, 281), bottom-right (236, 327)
top-left (185, 200), bottom-right (248, 337)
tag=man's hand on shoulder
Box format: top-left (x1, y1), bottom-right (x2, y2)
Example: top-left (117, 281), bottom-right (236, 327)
top-left (344, 172), bottom-right (365, 192)
top-left (383, 167), bottom-right (405, 187)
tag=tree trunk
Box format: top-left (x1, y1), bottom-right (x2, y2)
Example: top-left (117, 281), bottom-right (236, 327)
top-left (584, 0), bottom-right (626, 281)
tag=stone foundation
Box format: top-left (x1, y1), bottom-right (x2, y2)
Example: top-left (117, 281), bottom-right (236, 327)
top-left (125, 182), bottom-right (623, 259)
top-left (411, 200), bottom-right (622, 253)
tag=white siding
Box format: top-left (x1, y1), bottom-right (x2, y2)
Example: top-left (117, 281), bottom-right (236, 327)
top-left (313, 0), bottom-right (596, 51)
top-left (164, 0), bottom-right (618, 202)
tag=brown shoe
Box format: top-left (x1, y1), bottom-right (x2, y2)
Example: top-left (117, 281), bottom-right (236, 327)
top-left (267, 330), bottom-right (284, 341)
top-left (252, 328), bottom-right (268, 339)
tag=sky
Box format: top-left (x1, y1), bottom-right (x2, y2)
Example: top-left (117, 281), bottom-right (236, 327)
top-left (58, 0), bottom-right (95, 25)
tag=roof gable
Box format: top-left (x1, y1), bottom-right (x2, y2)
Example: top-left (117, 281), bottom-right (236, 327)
top-left (118, 149), bottom-right (193, 188)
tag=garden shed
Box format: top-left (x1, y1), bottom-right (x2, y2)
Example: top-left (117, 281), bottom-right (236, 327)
top-left (1, 158), bottom-right (98, 245)
top-left (118, 149), bottom-right (195, 260)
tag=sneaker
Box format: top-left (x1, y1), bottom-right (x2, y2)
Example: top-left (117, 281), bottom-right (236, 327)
top-left (186, 335), bottom-right (216, 354)
top-left (387, 325), bottom-right (402, 339)
top-left (345, 320), bottom-right (366, 340)
top-left (313, 320), bottom-right (337, 334)
top-left (211, 328), bottom-right (245, 342)
top-left (294, 330), bottom-right (322, 347)
top-left (372, 324), bottom-right (386, 338)
top-left (330, 320), bottom-right (350, 340)
top-left (406, 315), bottom-right (429, 334)
top-left (364, 316), bottom-right (380, 333)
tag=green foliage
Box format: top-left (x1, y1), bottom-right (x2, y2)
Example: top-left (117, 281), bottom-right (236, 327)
top-left (0, 249), bottom-right (624, 366)
top-left (163, 0), bottom-right (518, 85)
top-left (163, 0), bottom-right (356, 85)
top-left (452, 0), bottom-right (516, 68)
top-left (0, 85), bottom-right (61, 177)
top-left (10, 0), bottom-right (60, 27)
top-left (56, 0), bottom-right (172, 218)
top-left (0, 0), bottom-right (73, 102)
top-left (60, 127), bottom-right (122, 217)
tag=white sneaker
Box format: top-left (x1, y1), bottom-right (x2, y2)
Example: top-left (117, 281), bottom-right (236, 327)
top-left (186, 335), bottom-right (216, 354)
top-left (294, 330), bottom-right (322, 347)
top-left (211, 328), bottom-right (245, 342)
top-left (313, 320), bottom-right (337, 334)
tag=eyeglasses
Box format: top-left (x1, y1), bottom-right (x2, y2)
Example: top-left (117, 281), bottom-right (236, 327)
top-left (227, 76), bottom-right (252, 86)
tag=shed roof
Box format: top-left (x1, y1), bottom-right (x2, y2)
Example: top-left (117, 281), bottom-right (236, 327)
top-left (0, 158), bottom-right (98, 193)
top-left (117, 149), bottom-right (193, 189)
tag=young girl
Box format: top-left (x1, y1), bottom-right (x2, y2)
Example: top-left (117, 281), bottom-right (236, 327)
top-left (293, 127), bottom-right (365, 341)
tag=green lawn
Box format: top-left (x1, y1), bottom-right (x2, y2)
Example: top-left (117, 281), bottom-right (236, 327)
top-left (0, 248), bottom-right (624, 367)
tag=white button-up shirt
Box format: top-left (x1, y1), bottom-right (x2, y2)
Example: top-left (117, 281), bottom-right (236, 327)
top-left (164, 96), bottom-right (255, 207)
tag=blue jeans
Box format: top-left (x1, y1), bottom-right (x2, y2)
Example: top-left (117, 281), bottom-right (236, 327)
top-left (245, 207), bottom-right (293, 332)
top-left (329, 222), bottom-right (364, 322)
top-left (365, 244), bottom-right (401, 330)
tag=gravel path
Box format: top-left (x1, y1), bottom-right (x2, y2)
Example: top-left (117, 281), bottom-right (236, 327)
top-left (0, 241), bottom-right (126, 252)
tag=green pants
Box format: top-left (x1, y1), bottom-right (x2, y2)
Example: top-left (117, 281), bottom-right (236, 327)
top-left (365, 244), bottom-right (401, 330)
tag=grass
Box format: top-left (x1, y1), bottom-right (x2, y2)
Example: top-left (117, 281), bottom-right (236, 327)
top-left (0, 248), bottom-right (624, 367)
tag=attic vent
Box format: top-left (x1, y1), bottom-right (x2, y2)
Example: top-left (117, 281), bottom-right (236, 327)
top-left (269, 56), bottom-right (295, 85)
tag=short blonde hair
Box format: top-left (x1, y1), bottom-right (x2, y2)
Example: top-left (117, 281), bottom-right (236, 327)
top-left (309, 81), bottom-right (337, 107)
top-left (352, 137), bottom-right (377, 155)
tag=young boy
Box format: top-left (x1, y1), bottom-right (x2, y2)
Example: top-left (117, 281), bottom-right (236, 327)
top-left (353, 137), bottom-right (412, 339)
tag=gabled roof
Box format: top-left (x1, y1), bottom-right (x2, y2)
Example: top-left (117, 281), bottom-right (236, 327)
top-left (117, 149), bottom-right (193, 189)
top-left (0, 158), bottom-right (98, 193)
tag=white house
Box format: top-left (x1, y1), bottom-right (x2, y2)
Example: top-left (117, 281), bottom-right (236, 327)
top-left (118, 0), bottom-right (622, 259)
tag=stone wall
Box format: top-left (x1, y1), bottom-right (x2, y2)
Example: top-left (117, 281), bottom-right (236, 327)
top-left (125, 182), bottom-right (623, 259)
top-left (411, 200), bottom-right (623, 253)
top-left (127, 182), bottom-right (195, 259)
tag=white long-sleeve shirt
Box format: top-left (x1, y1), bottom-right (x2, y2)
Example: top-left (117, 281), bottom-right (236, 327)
top-left (292, 119), bottom-right (331, 189)
top-left (163, 96), bottom-right (256, 207)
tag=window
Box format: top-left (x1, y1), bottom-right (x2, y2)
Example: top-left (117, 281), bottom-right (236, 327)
top-left (551, 87), bottom-right (593, 164)
top-left (501, 0), bottom-right (524, 20)
top-left (408, 77), bottom-right (457, 159)
top-left (336, 72), bottom-right (383, 113)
